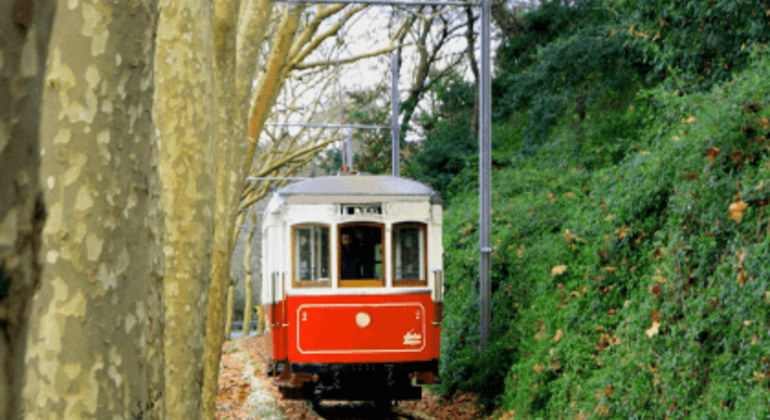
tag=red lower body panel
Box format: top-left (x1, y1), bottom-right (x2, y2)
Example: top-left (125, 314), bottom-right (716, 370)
top-left (266, 292), bottom-right (441, 365)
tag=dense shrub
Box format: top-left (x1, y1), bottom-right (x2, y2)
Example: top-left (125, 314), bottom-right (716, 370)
top-left (439, 50), bottom-right (770, 418)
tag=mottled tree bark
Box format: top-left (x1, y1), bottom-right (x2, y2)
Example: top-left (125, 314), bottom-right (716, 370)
top-left (0, 0), bottom-right (55, 418)
top-left (22, 0), bottom-right (164, 419)
top-left (153, 0), bottom-right (217, 418)
top-left (223, 285), bottom-right (235, 339)
top-left (202, 0), bottom-right (244, 416)
top-left (242, 214), bottom-right (255, 335)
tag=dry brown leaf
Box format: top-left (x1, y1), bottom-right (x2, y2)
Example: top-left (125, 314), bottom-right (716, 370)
top-left (706, 146), bottom-right (721, 161)
top-left (737, 271), bottom-right (746, 286)
top-left (651, 310), bottom-right (661, 323)
top-left (650, 284), bottom-right (663, 298)
top-left (533, 364), bottom-right (545, 373)
top-left (553, 329), bottom-right (564, 342)
top-left (645, 322), bottom-right (661, 338)
top-left (683, 115), bottom-right (697, 124)
top-left (603, 266), bottom-right (618, 272)
top-left (551, 265), bottom-right (568, 275)
top-left (729, 200), bottom-right (748, 223)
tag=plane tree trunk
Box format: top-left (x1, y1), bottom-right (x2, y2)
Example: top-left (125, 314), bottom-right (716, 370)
top-left (0, 1), bottom-right (55, 418)
top-left (153, 0), bottom-right (218, 418)
top-left (21, 0), bottom-right (166, 419)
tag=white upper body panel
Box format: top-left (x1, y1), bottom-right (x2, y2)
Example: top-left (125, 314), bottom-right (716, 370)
top-left (261, 175), bottom-right (443, 303)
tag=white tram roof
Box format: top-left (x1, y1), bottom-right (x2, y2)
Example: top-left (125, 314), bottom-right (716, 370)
top-left (276, 175), bottom-right (443, 204)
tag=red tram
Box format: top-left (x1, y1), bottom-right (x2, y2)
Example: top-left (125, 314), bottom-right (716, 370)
top-left (261, 173), bottom-right (444, 408)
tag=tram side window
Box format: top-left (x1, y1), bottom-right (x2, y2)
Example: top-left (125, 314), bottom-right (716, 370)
top-left (293, 225), bottom-right (330, 286)
top-left (339, 224), bottom-right (384, 287)
top-left (392, 223), bottom-right (426, 286)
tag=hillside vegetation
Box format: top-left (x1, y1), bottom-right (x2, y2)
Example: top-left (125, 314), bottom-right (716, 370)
top-left (403, 0), bottom-right (770, 418)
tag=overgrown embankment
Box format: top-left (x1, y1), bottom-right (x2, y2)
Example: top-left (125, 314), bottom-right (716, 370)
top-left (418, 1), bottom-right (770, 418)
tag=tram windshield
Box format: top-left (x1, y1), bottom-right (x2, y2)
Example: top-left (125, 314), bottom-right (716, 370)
top-left (294, 225), bottom-right (330, 284)
top-left (339, 224), bottom-right (384, 286)
top-left (392, 223), bottom-right (426, 286)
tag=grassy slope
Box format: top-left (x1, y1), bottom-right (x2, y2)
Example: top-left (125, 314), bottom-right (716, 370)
top-left (439, 51), bottom-right (770, 419)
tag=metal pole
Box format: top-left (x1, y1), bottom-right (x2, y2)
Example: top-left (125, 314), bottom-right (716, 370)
top-left (346, 128), bottom-right (354, 169)
top-left (391, 51), bottom-right (401, 177)
top-left (479, 0), bottom-right (492, 353)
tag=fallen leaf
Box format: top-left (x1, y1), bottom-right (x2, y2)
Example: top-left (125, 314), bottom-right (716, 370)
top-left (603, 266), bottom-right (618, 272)
top-left (645, 322), bottom-right (661, 338)
top-left (682, 115), bottom-right (697, 124)
top-left (517, 246), bottom-right (525, 259)
top-left (534, 332), bottom-right (547, 341)
top-left (551, 265), bottom-right (568, 275)
top-left (529, 208), bottom-right (536, 216)
top-left (652, 275), bottom-right (666, 283)
top-left (533, 364), bottom-right (545, 373)
top-left (706, 146), bottom-right (721, 161)
top-left (672, 135), bottom-right (680, 141)
top-left (553, 329), bottom-right (564, 342)
top-left (565, 192), bottom-right (575, 199)
top-left (737, 271), bottom-right (746, 286)
top-left (728, 200), bottom-right (748, 223)
top-left (651, 310), bottom-right (660, 323)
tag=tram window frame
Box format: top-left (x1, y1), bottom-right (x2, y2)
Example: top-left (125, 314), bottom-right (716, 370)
top-left (392, 223), bottom-right (428, 287)
top-left (338, 222), bottom-right (386, 288)
top-left (291, 223), bottom-right (332, 288)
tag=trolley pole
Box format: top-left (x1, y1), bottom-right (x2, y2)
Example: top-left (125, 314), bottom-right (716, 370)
top-left (391, 51), bottom-right (400, 177)
top-left (478, 0), bottom-right (492, 353)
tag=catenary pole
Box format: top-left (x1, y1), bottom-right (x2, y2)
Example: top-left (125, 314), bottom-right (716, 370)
top-left (391, 51), bottom-right (401, 177)
top-left (479, 0), bottom-right (491, 353)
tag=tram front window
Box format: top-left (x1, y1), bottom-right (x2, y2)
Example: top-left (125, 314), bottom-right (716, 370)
top-left (339, 224), bottom-right (383, 285)
top-left (393, 223), bottom-right (427, 286)
top-left (294, 225), bottom-right (330, 285)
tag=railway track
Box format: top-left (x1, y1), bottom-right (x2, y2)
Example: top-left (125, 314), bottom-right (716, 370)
top-left (304, 401), bottom-right (437, 420)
